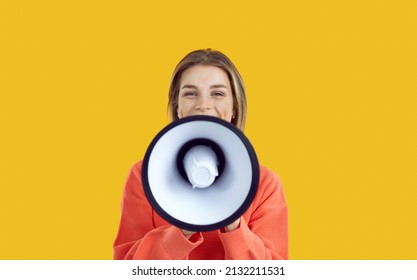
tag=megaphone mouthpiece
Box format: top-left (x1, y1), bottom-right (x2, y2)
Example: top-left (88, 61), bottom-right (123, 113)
top-left (183, 145), bottom-right (219, 189)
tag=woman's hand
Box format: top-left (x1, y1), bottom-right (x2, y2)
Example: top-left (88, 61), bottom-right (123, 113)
top-left (181, 229), bottom-right (196, 239)
top-left (181, 218), bottom-right (240, 239)
top-left (224, 218), bottom-right (241, 232)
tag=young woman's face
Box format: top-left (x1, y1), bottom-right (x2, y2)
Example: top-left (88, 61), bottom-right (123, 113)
top-left (177, 65), bottom-right (234, 122)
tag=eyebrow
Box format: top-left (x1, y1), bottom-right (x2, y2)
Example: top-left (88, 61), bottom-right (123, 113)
top-left (181, 84), bottom-right (228, 89)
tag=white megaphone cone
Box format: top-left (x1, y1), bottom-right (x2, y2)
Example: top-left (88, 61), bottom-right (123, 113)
top-left (141, 115), bottom-right (259, 232)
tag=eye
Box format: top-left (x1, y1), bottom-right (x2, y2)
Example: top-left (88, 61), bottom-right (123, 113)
top-left (211, 91), bottom-right (225, 97)
top-left (183, 91), bottom-right (197, 97)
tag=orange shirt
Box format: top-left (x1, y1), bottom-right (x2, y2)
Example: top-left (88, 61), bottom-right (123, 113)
top-left (113, 161), bottom-right (288, 260)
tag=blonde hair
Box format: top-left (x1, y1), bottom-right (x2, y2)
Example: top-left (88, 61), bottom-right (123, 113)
top-left (168, 49), bottom-right (247, 130)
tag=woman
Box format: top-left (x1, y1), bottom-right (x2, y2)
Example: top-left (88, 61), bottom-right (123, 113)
top-left (113, 49), bottom-right (288, 259)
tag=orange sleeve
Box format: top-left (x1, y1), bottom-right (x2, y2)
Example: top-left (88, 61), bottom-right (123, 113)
top-left (113, 161), bottom-right (203, 260)
top-left (218, 166), bottom-right (288, 259)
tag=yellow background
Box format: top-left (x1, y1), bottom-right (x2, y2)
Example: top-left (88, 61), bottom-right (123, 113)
top-left (1, 0), bottom-right (416, 259)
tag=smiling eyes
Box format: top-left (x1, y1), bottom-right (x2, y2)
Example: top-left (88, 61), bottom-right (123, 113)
top-left (183, 91), bottom-right (225, 97)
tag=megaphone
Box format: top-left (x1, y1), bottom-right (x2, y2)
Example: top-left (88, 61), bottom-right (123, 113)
top-left (142, 115), bottom-right (259, 232)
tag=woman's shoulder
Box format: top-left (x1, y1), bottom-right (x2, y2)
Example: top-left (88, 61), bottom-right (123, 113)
top-left (259, 164), bottom-right (281, 183)
top-left (128, 160), bottom-right (143, 173)
top-left (257, 164), bottom-right (287, 207)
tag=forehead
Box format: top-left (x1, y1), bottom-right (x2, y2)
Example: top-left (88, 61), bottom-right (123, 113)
top-left (180, 65), bottom-right (231, 87)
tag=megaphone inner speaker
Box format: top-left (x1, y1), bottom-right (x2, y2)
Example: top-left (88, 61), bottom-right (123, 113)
top-left (142, 115), bottom-right (259, 232)
top-left (176, 138), bottom-right (225, 187)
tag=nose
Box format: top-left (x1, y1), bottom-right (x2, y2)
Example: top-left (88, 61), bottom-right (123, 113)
top-left (195, 104), bottom-right (212, 110)
top-left (195, 97), bottom-right (212, 111)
